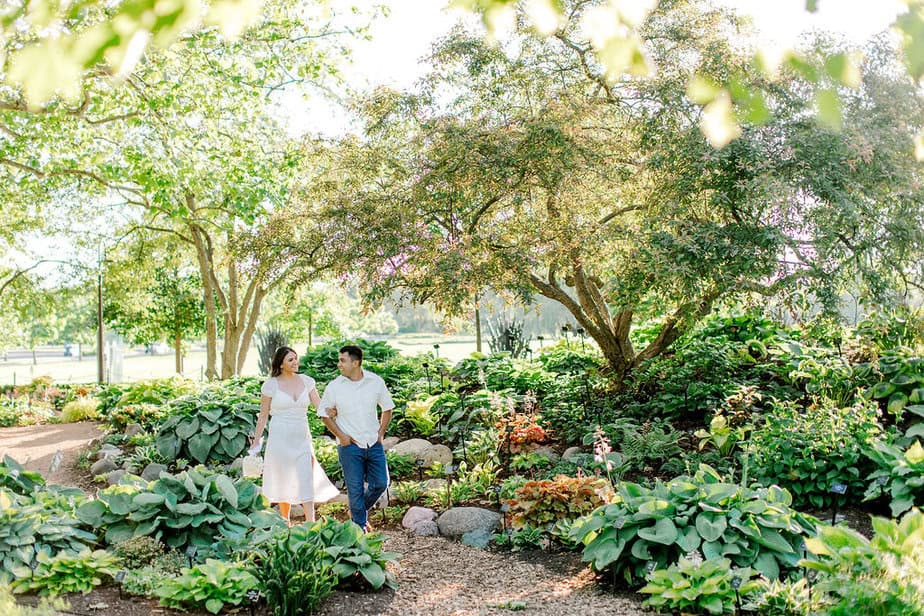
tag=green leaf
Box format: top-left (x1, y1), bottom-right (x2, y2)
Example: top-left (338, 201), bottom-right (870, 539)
top-left (905, 441), bottom-right (924, 465)
top-left (359, 563), bottom-right (386, 589)
top-left (637, 518), bottom-right (678, 545)
top-left (869, 381), bottom-right (896, 399)
top-left (695, 513), bottom-right (726, 543)
top-left (214, 475), bottom-right (238, 509)
top-left (188, 432), bottom-right (217, 464)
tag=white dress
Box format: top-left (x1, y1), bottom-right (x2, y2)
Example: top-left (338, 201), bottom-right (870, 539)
top-left (260, 375), bottom-right (339, 504)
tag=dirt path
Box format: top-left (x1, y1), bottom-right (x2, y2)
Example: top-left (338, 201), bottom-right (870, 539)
top-left (0, 421), bottom-right (103, 487)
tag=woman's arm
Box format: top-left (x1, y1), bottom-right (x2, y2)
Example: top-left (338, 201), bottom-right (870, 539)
top-left (251, 395), bottom-right (271, 446)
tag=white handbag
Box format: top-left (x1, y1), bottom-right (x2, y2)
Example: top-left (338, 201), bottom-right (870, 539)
top-left (242, 439), bottom-right (264, 478)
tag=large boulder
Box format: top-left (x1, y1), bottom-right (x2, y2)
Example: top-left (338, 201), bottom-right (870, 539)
top-left (124, 423), bottom-right (144, 438)
top-left (382, 436), bottom-right (400, 451)
top-left (532, 446), bottom-right (560, 463)
top-left (391, 438), bottom-right (433, 460)
top-left (562, 446), bottom-right (583, 462)
top-left (90, 457), bottom-right (118, 476)
top-left (421, 444), bottom-right (453, 468)
top-left (409, 521), bottom-right (440, 537)
top-left (437, 507), bottom-right (501, 538)
top-left (141, 463), bottom-right (168, 481)
top-left (93, 446), bottom-right (122, 461)
top-left (402, 506), bottom-right (437, 530)
top-left (106, 469), bottom-right (127, 486)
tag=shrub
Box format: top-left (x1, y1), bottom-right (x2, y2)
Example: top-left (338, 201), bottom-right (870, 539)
top-left (864, 349), bottom-right (924, 423)
top-left (508, 475), bottom-right (613, 529)
top-left (315, 439), bottom-right (342, 483)
top-left (257, 326), bottom-right (290, 376)
top-left (496, 411), bottom-right (550, 453)
top-left (0, 397), bottom-right (55, 427)
top-left (120, 551), bottom-right (187, 596)
top-left (288, 518), bottom-right (399, 589)
top-left (570, 465), bottom-right (817, 585)
top-left (749, 399), bottom-right (881, 509)
top-left (156, 559), bottom-right (258, 614)
top-left (155, 381), bottom-right (259, 464)
top-left (299, 339), bottom-right (400, 384)
top-left (107, 403), bottom-right (173, 431)
top-left (59, 397), bottom-right (101, 422)
top-left (99, 377), bottom-right (199, 415)
top-left (12, 548), bottom-right (119, 596)
top-left (385, 451), bottom-right (417, 480)
top-left (493, 526), bottom-right (545, 551)
top-left (250, 530), bottom-right (338, 616)
top-left (798, 509), bottom-right (924, 616)
top-left (390, 481), bottom-right (423, 505)
top-left (76, 468), bottom-right (275, 549)
top-left (0, 584), bottom-right (67, 615)
top-left (640, 557), bottom-right (761, 615)
top-left (112, 536), bottom-right (165, 569)
top-left (864, 439), bottom-right (924, 517)
top-left (0, 455), bottom-right (45, 495)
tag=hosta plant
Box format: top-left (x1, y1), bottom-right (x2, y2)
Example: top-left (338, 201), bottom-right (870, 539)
top-left (76, 468), bottom-right (274, 549)
top-left (156, 558), bottom-right (258, 614)
top-left (508, 475), bottom-right (614, 529)
top-left (864, 439), bottom-right (924, 516)
top-left (288, 519), bottom-right (399, 590)
top-left (640, 557), bottom-right (762, 615)
top-left (0, 455), bottom-right (45, 495)
top-left (250, 529), bottom-right (339, 616)
top-left (155, 382), bottom-right (259, 464)
top-left (570, 465), bottom-right (817, 585)
top-left (0, 489), bottom-right (97, 583)
top-left (12, 548), bottom-right (120, 596)
top-left (0, 584), bottom-right (67, 615)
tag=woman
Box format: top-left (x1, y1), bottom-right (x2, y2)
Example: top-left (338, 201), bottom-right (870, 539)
top-left (250, 346), bottom-right (338, 525)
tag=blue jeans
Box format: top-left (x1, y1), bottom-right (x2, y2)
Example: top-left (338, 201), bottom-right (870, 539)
top-left (338, 442), bottom-right (389, 528)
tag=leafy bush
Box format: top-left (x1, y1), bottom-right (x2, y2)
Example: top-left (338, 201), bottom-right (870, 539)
top-left (12, 548), bottom-right (119, 596)
top-left (401, 396), bottom-right (439, 436)
top-left (640, 557), bottom-right (761, 615)
top-left (98, 377), bottom-right (199, 416)
top-left (390, 481), bottom-right (423, 505)
top-left (156, 558), bottom-right (258, 614)
top-left (799, 509), bottom-right (924, 616)
top-left (315, 439), bottom-right (342, 483)
top-left (107, 403), bottom-right (174, 431)
top-left (0, 488), bottom-right (97, 583)
top-left (299, 339), bottom-right (400, 383)
top-left (0, 584), bottom-right (67, 615)
top-left (156, 381), bottom-right (259, 464)
top-left (0, 455), bottom-right (45, 495)
top-left (864, 350), bottom-right (924, 423)
top-left (493, 526), bottom-right (545, 551)
top-left (385, 451), bottom-right (417, 480)
top-left (288, 518), bottom-right (399, 589)
top-left (112, 535), bottom-right (165, 569)
top-left (496, 411), bottom-right (550, 453)
top-left (76, 468), bottom-right (274, 549)
top-left (864, 439), bottom-right (924, 517)
top-left (59, 397), bottom-right (101, 423)
top-left (570, 465), bottom-right (817, 585)
top-left (0, 397), bottom-right (55, 427)
top-left (251, 529), bottom-right (338, 616)
top-left (749, 399), bottom-right (881, 509)
top-left (120, 551), bottom-right (187, 596)
top-left (507, 475), bottom-right (613, 529)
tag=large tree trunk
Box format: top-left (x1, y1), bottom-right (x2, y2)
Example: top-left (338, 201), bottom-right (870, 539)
top-left (174, 331), bottom-right (183, 374)
top-left (188, 213), bottom-right (220, 380)
top-left (529, 262), bottom-right (720, 385)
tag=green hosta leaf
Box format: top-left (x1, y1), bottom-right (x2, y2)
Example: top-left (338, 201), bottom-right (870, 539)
top-left (214, 475), bottom-right (238, 509)
top-left (905, 441), bottom-right (924, 466)
top-left (695, 513), bottom-right (727, 543)
top-left (869, 381), bottom-right (897, 399)
top-left (175, 417), bottom-right (201, 440)
top-left (892, 374), bottom-right (918, 387)
top-left (753, 551), bottom-right (780, 580)
top-left (188, 432), bottom-right (218, 464)
top-left (909, 388), bottom-right (924, 404)
top-left (888, 393), bottom-right (908, 415)
top-left (76, 500), bottom-right (106, 527)
top-left (906, 423), bottom-right (924, 440)
top-left (637, 517), bottom-right (678, 545)
top-left (359, 563), bottom-right (386, 589)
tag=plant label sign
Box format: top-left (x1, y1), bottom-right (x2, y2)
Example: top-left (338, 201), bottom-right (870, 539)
top-left (830, 482), bottom-right (847, 495)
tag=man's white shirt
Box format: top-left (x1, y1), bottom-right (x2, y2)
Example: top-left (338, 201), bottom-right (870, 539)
top-left (318, 370), bottom-right (395, 448)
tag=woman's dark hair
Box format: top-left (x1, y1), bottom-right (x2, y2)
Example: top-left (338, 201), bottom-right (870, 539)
top-left (270, 346), bottom-right (298, 377)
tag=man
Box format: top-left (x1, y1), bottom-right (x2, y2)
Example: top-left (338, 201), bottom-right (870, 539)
top-left (318, 344), bottom-right (394, 531)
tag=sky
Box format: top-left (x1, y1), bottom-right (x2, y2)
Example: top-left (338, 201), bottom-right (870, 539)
top-left (281, 0), bottom-right (907, 136)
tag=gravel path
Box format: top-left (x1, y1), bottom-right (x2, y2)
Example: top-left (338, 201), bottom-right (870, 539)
top-left (319, 532), bottom-right (650, 616)
top-left (0, 421), bottom-right (103, 486)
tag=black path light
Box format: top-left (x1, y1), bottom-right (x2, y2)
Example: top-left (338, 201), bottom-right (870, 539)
top-left (422, 362), bottom-right (432, 394)
top-left (247, 589), bottom-right (261, 616)
top-left (115, 570), bottom-right (126, 600)
top-left (416, 458), bottom-right (425, 481)
top-left (537, 335), bottom-right (544, 349)
top-left (730, 576), bottom-right (742, 613)
top-left (433, 343), bottom-right (440, 358)
top-left (576, 327), bottom-right (586, 351)
top-left (830, 482), bottom-right (847, 525)
top-left (185, 545), bottom-right (197, 568)
top-left (561, 324), bottom-right (571, 343)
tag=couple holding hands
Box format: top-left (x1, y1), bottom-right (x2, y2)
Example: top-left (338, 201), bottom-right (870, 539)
top-left (250, 344), bottom-right (394, 531)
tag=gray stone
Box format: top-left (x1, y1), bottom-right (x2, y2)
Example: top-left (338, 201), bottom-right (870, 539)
top-left (229, 458), bottom-right (243, 471)
top-left (421, 444), bottom-right (453, 467)
top-left (99, 443), bottom-right (121, 452)
top-left (409, 520), bottom-right (440, 537)
top-left (91, 457), bottom-right (118, 476)
top-left (93, 446), bottom-right (123, 461)
top-left (390, 438), bottom-right (433, 461)
top-left (121, 460), bottom-right (134, 471)
top-left (290, 504), bottom-right (304, 518)
top-left (532, 446), bottom-right (560, 463)
top-left (562, 446), bottom-right (583, 461)
top-left (106, 469), bottom-right (127, 485)
top-left (437, 507), bottom-right (501, 538)
top-left (461, 528), bottom-right (494, 549)
top-left (402, 506), bottom-right (437, 530)
top-left (124, 423), bottom-right (144, 437)
top-left (382, 436), bottom-right (400, 451)
top-left (141, 463), bottom-right (168, 481)
top-left (421, 478), bottom-right (447, 493)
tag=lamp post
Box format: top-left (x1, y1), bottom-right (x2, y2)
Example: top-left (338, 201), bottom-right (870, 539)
top-left (433, 343), bottom-right (440, 358)
top-left (537, 335), bottom-right (544, 349)
top-left (422, 362), bottom-right (432, 394)
top-left (561, 324), bottom-right (571, 345)
top-left (576, 327), bottom-right (586, 352)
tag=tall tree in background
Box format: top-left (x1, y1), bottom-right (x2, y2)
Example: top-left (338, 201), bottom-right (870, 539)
top-left (310, 1), bottom-right (924, 382)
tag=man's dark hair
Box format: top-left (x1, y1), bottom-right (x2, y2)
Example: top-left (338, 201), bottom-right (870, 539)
top-left (339, 345), bottom-right (363, 363)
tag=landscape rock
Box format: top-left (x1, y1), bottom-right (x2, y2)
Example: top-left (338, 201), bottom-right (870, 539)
top-left (124, 423), bottom-right (143, 437)
top-left (229, 458), bottom-right (243, 471)
top-left (106, 469), bottom-right (127, 485)
top-left (402, 506), bottom-right (438, 530)
top-left (437, 507), bottom-right (501, 538)
top-left (90, 457), bottom-right (118, 476)
top-left (141, 463), bottom-right (168, 481)
top-left (93, 446), bottom-right (122, 461)
top-left (461, 528), bottom-right (493, 549)
top-left (382, 436), bottom-right (400, 451)
top-left (421, 444), bottom-right (453, 467)
top-left (562, 446), bottom-right (583, 461)
top-left (391, 438), bottom-right (433, 461)
top-left (532, 446), bottom-right (560, 463)
top-left (408, 520), bottom-right (440, 537)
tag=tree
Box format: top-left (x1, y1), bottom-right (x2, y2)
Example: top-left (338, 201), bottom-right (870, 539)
top-left (308, 2), bottom-right (924, 382)
top-left (1, 0), bottom-right (363, 378)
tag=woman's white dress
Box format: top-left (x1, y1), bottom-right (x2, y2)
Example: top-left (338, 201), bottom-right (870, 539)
top-left (260, 374), bottom-right (339, 504)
